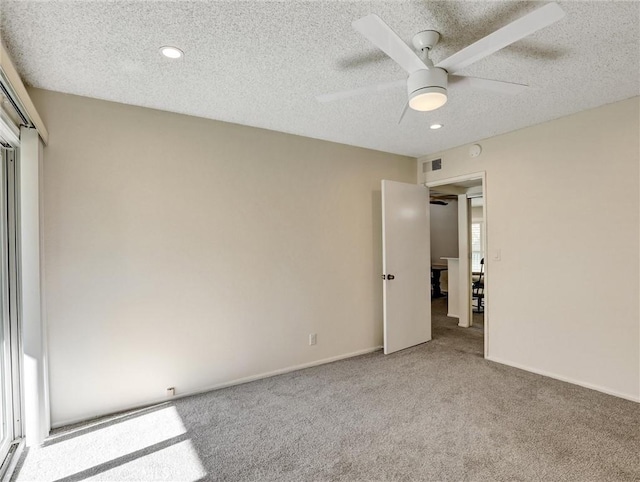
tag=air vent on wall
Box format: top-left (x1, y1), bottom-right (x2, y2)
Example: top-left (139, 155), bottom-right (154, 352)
top-left (422, 158), bottom-right (442, 173)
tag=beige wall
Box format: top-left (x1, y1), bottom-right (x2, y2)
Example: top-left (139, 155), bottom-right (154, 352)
top-left (30, 88), bottom-right (416, 426)
top-left (471, 206), bottom-right (483, 223)
top-left (420, 97), bottom-right (640, 401)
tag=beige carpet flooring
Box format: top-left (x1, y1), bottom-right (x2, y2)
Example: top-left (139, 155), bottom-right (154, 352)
top-left (12, 298), bottom-right (639, 481)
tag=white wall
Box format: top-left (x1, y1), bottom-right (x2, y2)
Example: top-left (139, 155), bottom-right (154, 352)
top-left (429, 201), bottom-right (458, 262)
top-left (30, 88), bottom-right (417, 426)
top-left (419, 97), bottom-right (640, 401)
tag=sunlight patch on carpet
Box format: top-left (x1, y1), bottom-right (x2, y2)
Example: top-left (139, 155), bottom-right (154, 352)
top-left (15, 405), bottom-right (206, 481)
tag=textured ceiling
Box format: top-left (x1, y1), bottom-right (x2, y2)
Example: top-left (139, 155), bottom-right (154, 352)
top-left (0, 1), bottom-right (638, 157)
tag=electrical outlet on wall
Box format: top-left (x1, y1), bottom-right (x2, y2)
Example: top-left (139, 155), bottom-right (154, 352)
top-left (309, 333), bottom-right (317, 346)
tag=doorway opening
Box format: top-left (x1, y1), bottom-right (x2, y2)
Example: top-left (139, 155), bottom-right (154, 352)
top-left (426, 173), bottom-right (487, 357)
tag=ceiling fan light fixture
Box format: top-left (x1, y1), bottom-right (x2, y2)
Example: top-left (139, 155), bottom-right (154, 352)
top-left (409, 88), bottom-right (447, 112)
top-left (407, 68), bottom-right (448, 112)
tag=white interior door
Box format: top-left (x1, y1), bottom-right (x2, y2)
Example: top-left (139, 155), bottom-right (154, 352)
top-left (382, 180), bottom-right (431, 354)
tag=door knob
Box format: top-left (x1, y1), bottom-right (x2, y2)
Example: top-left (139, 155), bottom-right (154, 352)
top-left (386, 274), bottom-right (395, 280)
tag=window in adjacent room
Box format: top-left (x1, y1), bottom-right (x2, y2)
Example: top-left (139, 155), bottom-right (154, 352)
top-left (471, 222), bottom-right (484, 273)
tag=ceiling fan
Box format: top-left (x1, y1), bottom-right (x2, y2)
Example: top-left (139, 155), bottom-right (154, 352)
top-left (430, 193), bottom-right (458, 205)
top-left (317, 2), bottom-right (565, 122)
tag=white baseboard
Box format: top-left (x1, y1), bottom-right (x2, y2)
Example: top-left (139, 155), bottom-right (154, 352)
top-left (486, 355), bottom-right (640, 403)
top-left (52, 345), bottom-right (383, 429)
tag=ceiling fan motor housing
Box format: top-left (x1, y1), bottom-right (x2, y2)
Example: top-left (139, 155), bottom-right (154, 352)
top-left (407, 68), bottom-right (448, 111)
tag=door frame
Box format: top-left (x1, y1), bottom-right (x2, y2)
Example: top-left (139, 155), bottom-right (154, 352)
top-left (6, 148), bottom-right (23, 443)
top-left (0, 147), bottom-right (23, 478)
top-left (425, 171), bottom-right (488, 358)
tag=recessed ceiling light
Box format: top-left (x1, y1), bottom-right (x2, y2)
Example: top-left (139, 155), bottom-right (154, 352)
top-left (160, 46), bottom-right (184, 59)
top-left (430, 123), bottom-right (443, 130)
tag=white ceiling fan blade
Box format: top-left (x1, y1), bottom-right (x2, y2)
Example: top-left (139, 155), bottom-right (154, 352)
top-left (316, 79), bottom-right (405, 103)
top-left (352, 14), bottom-right (427, 74)
top-left (397, 101), bottom-right (409, 124)
top-left (449, 75), bottom-right (528, 95)
top-left (437, 2), bottom-right (565, 74)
